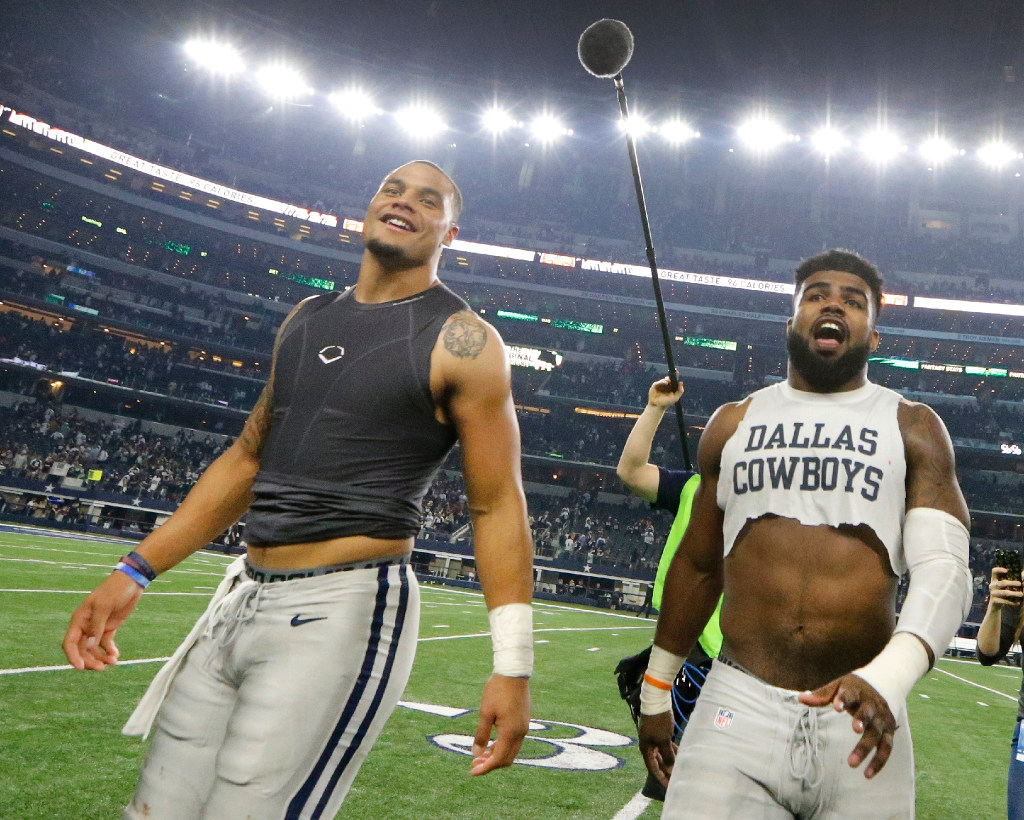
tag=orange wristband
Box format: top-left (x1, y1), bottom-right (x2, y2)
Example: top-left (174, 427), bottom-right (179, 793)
top-left (643, 672), bottom-right (673, 691)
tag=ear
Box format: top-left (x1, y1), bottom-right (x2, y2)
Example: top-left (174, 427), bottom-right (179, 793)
top-left (442, 223), bottom-right (459, 247)
top-left (785, 317), bottom-right (793, 333)
top-left (869, 328), bottom-right (880, 352)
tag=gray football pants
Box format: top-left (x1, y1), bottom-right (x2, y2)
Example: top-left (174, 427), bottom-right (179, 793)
top-left (662, 659), bottom-right (914, 819)
top-left (124, 562), bottom-right (419, 820)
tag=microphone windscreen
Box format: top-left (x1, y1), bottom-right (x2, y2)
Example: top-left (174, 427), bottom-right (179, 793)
top-left (578, 19), bottom-right (634, 78)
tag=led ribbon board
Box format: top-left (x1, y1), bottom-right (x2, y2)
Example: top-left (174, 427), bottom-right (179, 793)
top-left (14, 102), bottom-right (1024, 321)
top-left (870, 356), bottom-right (1010, 377)
top-left (507, 345), bottom-right (563, 372)
top-left (683, 336), bottom-right (737, 351)
top-left (1, 103), bottom-right (339, 227)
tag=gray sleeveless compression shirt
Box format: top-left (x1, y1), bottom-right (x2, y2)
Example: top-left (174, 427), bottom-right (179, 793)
top-left (245, 283), bottom-right (468, 545)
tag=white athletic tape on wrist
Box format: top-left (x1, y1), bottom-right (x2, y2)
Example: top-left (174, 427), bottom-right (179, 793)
top-left (639, 645), bottom-right (685, 716)
top-left (896, 507), bottom-right (973, 660)
top-left (489, 603), bottom-right (533, 677)
top-left (852, 631), bottom-right (930, 710)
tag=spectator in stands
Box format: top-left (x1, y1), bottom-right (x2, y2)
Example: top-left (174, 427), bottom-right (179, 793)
top-left (977, 552), bottom-right (1024, 820)
top-left (0, 402), bottom-right (228, 507)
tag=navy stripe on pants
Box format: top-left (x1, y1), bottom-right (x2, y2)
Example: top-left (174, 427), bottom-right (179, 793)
top-left (286, 564), bottom-right (408, 818)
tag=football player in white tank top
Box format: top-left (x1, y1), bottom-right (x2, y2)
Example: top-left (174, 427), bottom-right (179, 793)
top-left (638, 249), bottom-right (972, 819)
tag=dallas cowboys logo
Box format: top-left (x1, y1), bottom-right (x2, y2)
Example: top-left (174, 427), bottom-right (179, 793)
top-left (318, 345), bottom-right (345, 364)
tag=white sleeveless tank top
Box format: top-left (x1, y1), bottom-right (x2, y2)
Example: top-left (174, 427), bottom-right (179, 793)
top-left (717, 380), bottom-right (907, 574)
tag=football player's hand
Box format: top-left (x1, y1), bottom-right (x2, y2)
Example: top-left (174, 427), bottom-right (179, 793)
top-left (799, 674), bottom-right (897, 779)
top-left (638, 710), bottom-right (675, 788)
top-left (63, 571), bottom-right (142, 671)
top-left (470, 674), bottom-right (530, 775)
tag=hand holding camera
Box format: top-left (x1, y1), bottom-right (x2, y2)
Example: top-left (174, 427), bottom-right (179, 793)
top-left (990, 549), bottom-right (1024, 609)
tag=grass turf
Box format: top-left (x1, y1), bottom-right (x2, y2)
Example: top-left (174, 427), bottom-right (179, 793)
top-left (0, 526), bottom-right (1016, 819)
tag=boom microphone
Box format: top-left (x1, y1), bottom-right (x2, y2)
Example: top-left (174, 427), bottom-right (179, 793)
top-left (578, 18), bottom-right (693, 470)
top-left (578, 19), bottom-right (634, 78)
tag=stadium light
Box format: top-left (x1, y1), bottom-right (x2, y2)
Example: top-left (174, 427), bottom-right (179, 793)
top-left (329, 89), bottom-right (381, 122)
top-left (480, 106), bottom-right (520, 135)
top-left (530, 114), bottom-right (571, 144)
top-left (658, 118), bottom-right (699, 145)
top-left (919, 137), bottom-right (959, 165)
top-left (860, 129), bottom-right (905, 163)
top-left (183, 39), bottom-right (245, 76)
top-left (977, 141), bottom-right (1019, 168)
top-left (394, 104), bottom-right (447, 138)
top-left (618, 114), bottom-right (652, 140)
top-left (810, 126), bottom-right (849, 158)
top-left (255, 63), bottom-right (312, 99)
top-left (736, 116), bottom-right (791, 152)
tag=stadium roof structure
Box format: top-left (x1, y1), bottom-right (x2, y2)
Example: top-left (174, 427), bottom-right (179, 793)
top-left (9, 1), bottom-right (1024, 128)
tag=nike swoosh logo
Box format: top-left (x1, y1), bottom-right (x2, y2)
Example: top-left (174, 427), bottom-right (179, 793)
top-left (290, 614), bottom-right (328, 627)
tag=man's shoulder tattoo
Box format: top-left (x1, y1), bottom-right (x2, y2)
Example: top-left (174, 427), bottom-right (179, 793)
top-left (443, 312), bottom-right (488, 359)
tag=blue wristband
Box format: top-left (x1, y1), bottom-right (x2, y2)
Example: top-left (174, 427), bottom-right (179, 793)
top-left (124, 550), bottom-right (157, 582)
top-left (115, 562), bottom-right (150, 590)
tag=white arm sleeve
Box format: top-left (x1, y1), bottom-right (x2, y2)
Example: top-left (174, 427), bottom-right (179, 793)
top-left (894, 506), bottom-right (973, 662)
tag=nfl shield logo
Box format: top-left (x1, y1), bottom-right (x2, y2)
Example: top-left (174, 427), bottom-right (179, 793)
top-left (714, 707), bottom-right (734, 730)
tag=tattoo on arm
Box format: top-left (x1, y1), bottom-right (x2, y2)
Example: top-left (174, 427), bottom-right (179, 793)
top-left (443, 313), bottom-right (488, 359)
top-left (239, 382), bottom-right (274, 458)
top-left (236, 298), bottom-right (309, 459)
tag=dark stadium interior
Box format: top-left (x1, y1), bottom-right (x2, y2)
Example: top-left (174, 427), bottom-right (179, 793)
top-left (4, 0), bottom-right (1024, 627)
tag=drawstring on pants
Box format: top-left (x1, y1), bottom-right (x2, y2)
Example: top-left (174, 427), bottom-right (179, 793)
top-left (788, 707), bottom-right (824, 791)
top-left (204, 579), bottom-right (263, 653)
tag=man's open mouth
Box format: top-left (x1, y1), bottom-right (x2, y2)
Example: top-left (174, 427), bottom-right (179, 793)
top-left (812, 319), bottom-right (846, 352)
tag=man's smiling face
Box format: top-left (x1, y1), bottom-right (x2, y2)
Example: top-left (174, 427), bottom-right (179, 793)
top-left (362, 161), bottom-right (459, 271)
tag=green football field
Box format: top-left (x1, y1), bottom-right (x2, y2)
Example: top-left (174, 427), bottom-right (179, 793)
top-left (0, 525), bottom-right (1016, 819)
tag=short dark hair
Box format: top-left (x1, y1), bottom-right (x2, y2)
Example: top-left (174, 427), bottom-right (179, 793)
top-left (400, 160), bottom-right (463, 221)
top-left (794, 249), bottom-right (883, 315)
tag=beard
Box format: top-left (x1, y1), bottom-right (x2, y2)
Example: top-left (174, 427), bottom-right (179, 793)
top-left (364, 236), bottom-right (416, 270)
top-left (786, 330), bottom-right (870, 392)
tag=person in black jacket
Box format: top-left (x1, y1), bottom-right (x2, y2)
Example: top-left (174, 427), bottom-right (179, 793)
top-left (978, 558), bottom-right (1024, 820)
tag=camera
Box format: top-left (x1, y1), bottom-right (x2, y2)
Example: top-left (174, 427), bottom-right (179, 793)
top-left (995, 548), bottom-right (1023, 586)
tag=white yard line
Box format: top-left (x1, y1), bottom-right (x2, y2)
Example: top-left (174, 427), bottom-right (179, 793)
top-left (0, 589), bottom-right (212, 595)
top-left (933, 664), bottom-right (1017, 702)
top-left (1, 624), bottom-right (652, 675)
top-left (417, 600), bottom-right (488, 607)
top-left (2, 552), bottom-right (651, 623)
top-left (1, 657), bottom-right (169, 675)
top-left (0, 525), bottom-right (138, 544)
top-left (0, 542), bottom-right (129, 558)
top-left (610, 790), bottom-right (652, 820)
top-left (418, 625), bottom-right (651, 642)
top-left (419, 583), bottom-right (659, 622)
top-left (0, 542), bottom-right (235, 561)
top-left (0, 555), bottom-right (231, 578)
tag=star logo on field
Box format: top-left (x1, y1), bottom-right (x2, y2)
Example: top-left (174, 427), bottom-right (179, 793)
top-left (318, 345), bottom-right (345, 364)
